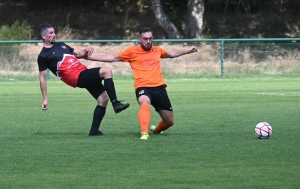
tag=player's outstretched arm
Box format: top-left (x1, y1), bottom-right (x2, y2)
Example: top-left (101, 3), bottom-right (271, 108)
top-left (39, 70), bottom-right (48, 111)
top-left (163, 46), bottom-right (198, 58)
top-left (73, 46), bottom-right (94, 59)
top-left (85, 54), bottom-right (121, 62)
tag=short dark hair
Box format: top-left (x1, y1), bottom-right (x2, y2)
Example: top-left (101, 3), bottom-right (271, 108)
top-left (38, 23), bottom-right (53, 37)
top-left (139, 27), bottom-right (152, 36)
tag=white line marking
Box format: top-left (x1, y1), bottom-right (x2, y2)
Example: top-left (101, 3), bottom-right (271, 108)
top-left (252, 92), bottom-right (300, 96)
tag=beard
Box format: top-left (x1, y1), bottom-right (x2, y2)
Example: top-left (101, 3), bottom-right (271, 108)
top-left (141, 43), bottom-right (152, 51)
top-left (50, 38), bottom-right (56, 44)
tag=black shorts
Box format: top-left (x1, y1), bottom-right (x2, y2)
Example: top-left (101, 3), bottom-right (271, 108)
top-left (77, 67), bottom-right (105, 99)
top-left (135, 86), bottom-right (173, 112)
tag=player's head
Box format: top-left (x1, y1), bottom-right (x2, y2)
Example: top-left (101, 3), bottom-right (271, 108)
top-left (38, 23), bottom-right (56, 44)
top-left (138, 27), bottom-right (153, 51)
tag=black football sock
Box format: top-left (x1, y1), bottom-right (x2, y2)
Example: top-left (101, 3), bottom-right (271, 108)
top-left (104, 78), bottom-right (118, 104)
top-left (89, 105), bottom-right (106, 135)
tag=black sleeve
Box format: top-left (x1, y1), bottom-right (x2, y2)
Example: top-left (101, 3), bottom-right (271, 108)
top-left (65, 43), bottom-right (74, 54)
top-left (37, 55), bottom-right (47, 71)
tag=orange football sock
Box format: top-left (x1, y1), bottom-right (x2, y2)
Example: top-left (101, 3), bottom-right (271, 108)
top-left (138, 104), bottom-right (151, 134)
top-left (155, 120), bottom-right (170, 134)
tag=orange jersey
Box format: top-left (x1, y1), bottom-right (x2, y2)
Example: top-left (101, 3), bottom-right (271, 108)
top-left (118, 46), bottom-right (167, 90)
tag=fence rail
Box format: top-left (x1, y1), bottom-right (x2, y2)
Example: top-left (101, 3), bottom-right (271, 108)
top-left (1, 38), bottom-right (300, 79)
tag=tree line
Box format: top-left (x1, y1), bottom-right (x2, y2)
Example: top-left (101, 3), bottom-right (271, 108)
top-left (24, 0), bottom-right (299, 14)
top-left (1, 0), bottom-right (299, 39)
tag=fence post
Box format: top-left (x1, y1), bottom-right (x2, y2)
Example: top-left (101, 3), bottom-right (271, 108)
top-left (220, 40), bottom-right (225, 78)
top-left (133, 39), bottom-right (139, 46)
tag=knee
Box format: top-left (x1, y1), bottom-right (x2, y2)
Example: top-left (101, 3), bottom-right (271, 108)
top-left (100, 67), bottom-right (113, 78)
top-left (97, 93), bottom-right (109, 106)
top-left (104, 95), bottom-right (109, 103)
top-left (165, 119), bottom-right (174, 127)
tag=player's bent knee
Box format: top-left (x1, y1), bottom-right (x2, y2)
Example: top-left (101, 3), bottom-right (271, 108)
top-left (99, 67), bottom-right (113, 78)
top-left (97, 93), bottom-right (109, 106)
top-left (165, 119), bottom-right (174, 127)
top-left (103, 96), bottom-right (109, 103)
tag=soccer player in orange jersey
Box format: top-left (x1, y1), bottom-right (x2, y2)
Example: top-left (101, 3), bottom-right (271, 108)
top-left (86, 27), bottom-right (198, 140)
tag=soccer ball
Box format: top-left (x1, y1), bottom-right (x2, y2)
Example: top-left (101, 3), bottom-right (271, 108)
top-left (255, 122), bottom-right (273, 139)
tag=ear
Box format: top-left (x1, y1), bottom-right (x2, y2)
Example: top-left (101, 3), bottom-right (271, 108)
top-left (41, 34), bottom-right (46, 40)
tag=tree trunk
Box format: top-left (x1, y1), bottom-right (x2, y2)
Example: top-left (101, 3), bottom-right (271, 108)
top-left (151, 0), bottom-right (183, 39)
top-left (185, 0), bottom-right (205, 38)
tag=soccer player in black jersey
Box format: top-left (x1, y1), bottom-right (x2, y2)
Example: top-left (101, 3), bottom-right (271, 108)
top-left (37, 23), bottom-right (129, 136)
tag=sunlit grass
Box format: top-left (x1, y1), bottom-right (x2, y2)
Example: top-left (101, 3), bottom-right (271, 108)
top-left (0, 78), bottom-right (299, 188)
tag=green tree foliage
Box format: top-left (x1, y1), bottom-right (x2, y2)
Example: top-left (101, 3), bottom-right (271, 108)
top-left (0, 20), bottom-right (31, 40)
top-left (204, 0), bottom-right (300, 14)
top-left (0, 0), bottom-right (299, 39)
top-left (11, 0), bottom-right (300, 16)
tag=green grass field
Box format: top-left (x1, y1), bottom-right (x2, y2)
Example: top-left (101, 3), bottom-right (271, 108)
top-left (0, 77), bottom-right (299, 189)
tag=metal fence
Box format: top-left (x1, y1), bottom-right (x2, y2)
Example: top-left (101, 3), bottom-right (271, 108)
top-left (0, 38), bottom-right (300, 79)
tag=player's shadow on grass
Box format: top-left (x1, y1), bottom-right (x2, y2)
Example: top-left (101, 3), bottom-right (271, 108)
top-left (33, 131), bottom-right (85, 136)
top-left (124, 132), bottom-right (169, 137)
top-left (32, 131), bottom-right (169, 138)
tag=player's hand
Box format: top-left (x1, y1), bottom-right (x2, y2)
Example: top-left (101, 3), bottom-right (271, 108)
top-left (41, 99), bottom-right (48, 111)
top-left (189, 46), bottom-right (198, 53)
top-left (85, 46), bottom-right (94, 56)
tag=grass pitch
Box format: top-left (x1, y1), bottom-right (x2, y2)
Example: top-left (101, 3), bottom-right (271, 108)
top-left (0, 77), bottom-right (299, 189)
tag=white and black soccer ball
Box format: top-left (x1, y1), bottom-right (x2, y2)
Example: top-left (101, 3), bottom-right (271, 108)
top-left (255, 122), bottom-right (273, 139)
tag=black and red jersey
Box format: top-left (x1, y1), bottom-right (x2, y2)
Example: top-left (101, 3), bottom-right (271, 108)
top-left (37, 42), bottom-right (87, 87)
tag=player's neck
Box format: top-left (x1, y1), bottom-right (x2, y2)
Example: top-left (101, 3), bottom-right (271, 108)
top-left (43, 42), bottom-right (54, 48)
